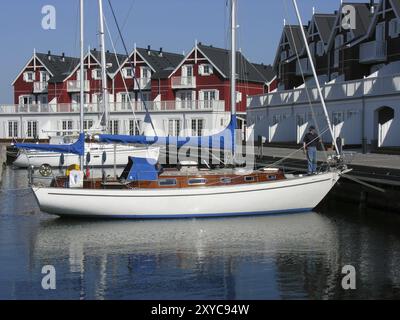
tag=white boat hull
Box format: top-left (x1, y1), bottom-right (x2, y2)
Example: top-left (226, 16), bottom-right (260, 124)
top-left (13, 144), bottom-right (160, 168)
top-left (33, 170), bottom-right (342, 219)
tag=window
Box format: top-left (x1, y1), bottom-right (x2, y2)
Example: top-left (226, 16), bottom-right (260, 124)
top-left (120, 92), bottom-right (135, 110)
top-left (389, 19), bottom-right (400, 38)
top-left (201, 90), bottom-right (217, 108)
top-left (83, 120), bottom-right (93, 130)
top-left (332, 112), bottom-right (344, 125)
top-left (296, 114), bottom-right (306, 126)
top-left (191, 119), bottom-right (204, 136)
top-left (346, 32), bottom-right (354, 43)
top-left (26, 121), bottom-right (38, 138)
top-left (199, 64), bottom-right (213, 75)
top-left (347, 110), bottom-right (358, 119)
top-left (272, 115), bottom-right (280, 125)
top-left (316, 41), bottom-right (324, 56)
top-left (168, 119), bottom-right (181, 136)
top-left (280, 50), bottom-right (287, 61)
top-left (62, 120), bottom-right (73, 136)
top-left (244, 176), bottom-right (255, 182)
top-left (92, 69), bottom-right (102, 80)
top-left (188, 178), bottom-right (207, 185)
top-left (220, 177), bottom-right (232, 184)
top-left (159, 179), bottom-right (177, 186)
top-left (8, 121), bottom-right (18, 138)
top-left (19, 95), bottom-right (33, 106)
top-left (40, 71), bottom-right (49, 83)
top-left (123, 67), bottom-right (134, 79)
top-left (109, 120), bottom-right (119, 135)
top-left (129, 119), bottom-right (142, 135)
top-left (24, 71), bottom-right (35, 82)
top-left (140, 67), bottom-right (151, 79)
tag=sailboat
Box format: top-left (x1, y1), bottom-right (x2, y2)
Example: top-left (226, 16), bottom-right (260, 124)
top-left (28, 0), bottom-right (348, 219)
top-left (13, 0), bottom-right (160, 169)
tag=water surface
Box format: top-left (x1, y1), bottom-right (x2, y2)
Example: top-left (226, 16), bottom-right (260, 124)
top-left (1, 168), bottom-right (400, 299)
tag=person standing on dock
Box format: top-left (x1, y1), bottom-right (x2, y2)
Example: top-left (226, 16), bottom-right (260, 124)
top-left (303, 126), bottom-right (320, 175)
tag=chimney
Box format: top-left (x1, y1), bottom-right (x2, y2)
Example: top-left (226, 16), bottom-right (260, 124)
top-left (48, 50), bottom-right (51, 60)
top-left (62, 52), bottom-right (65, 61)
top-left (159, 47), bottom-right (163, 57)
top-left (147, 45), bottom-right (151, 55)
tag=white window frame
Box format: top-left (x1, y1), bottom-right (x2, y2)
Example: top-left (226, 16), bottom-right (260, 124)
top-left (92, 69), bottom-right (102, 80)
top-left (23, 71), bottom-right (35, 82)
top-left (140, 66), bottom-right (152, 79)
top-left (62, 120), bottom-right (73, 136)
top-left (199, 64), bottom-right (213, 76)
top-left (26, 120), bottom-right (39, 138)
top-left (109, 120), bottom-right (120, 135)
top-left (8, 121), bottom-right (18, 138)
top-left (123, 67), bottom-right (134, 79)
top-left (168, 119), bottom-right (181, 136)
top-left (191, 118), bottom-right (205, 136)
top-left (129, 119), bottom-right (142, 135)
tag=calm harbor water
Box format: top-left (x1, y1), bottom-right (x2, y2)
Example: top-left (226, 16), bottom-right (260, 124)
top-left (1, 167), bottom-right (400, 300)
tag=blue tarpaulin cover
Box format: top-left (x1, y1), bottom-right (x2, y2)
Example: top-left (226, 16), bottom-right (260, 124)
top-left (98, 115), bottom-right (237, 151)
top-left (15, 133), bottom-right (85, 156)
top-left (124, 157), bottom-right (159, 182)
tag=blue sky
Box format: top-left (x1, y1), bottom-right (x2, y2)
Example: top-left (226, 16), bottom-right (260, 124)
top-left (0, 0), bottom-right (367, 103)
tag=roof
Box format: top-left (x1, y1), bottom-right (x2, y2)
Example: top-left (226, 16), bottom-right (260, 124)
top-left (252, 63), bottom-right (276, 83)
top-left (313, 13), bottom-right (337, 44)
top-left (197, 44), bottom-right (266, 83)
top-left (272, 25), bottom-right (308, 69)
top-left (90, 49), bottom-right (127, 75)
top-left (136, 48), bottom-right (184, 79)
top-left (35, 53), bottom-right (80, 83)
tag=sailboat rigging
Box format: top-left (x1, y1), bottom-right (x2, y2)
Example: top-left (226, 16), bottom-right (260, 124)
top-left (26, 0), bottom-right (348, 219)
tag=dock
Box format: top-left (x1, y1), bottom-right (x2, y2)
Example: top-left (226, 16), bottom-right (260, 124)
top-left (256, 146), bottom-right (400, 212)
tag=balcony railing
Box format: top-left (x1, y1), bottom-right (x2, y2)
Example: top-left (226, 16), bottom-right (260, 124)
top-left (171, 76), bottom-right (196, 89)
top-left (359, 40), bottom-right (387, 63)
top-left (67, 80), bottom-right (90, 92)
top-left (134, 77), bottom-right (151, 90)
top-left (247, 73), bottom-right (400, 109)
top-left (33, 82), bottom-right (48, 93)
top-left (0, 100), bottom-right (225, 114)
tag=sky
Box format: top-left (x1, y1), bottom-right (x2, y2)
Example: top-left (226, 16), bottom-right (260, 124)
top-left (0, 0), bottom-right (368, 103)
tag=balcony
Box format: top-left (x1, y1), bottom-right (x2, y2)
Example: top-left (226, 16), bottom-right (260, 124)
top-left (33, 82), bottom-right (48, 93)
top-left (134, 77), bottom-right (151, 90)
top-left (359, 40), bottom-right (387, 64)
top-left (247, 73), bottom-right (400, 109)
top-left (171, 76), bottom-right (196, 89)
top-left (296, 58), bottom-right (313, 76)
top-left (0, 100), bottom-right (226, 115)
top-left (67, 80), bottom-right (90, 92)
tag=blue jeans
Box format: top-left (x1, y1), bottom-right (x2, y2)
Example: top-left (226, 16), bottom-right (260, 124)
top-left (307, 147), bottom-right (317, 174)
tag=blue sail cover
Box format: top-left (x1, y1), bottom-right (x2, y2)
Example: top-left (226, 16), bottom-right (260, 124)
top-left (98, 115), bottom-right (237, 151)
top-left (15, 133), bottom-right (85, 156)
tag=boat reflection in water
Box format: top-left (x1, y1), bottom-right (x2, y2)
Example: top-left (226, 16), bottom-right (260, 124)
top-left (30, 210), bottom-right (400, 300)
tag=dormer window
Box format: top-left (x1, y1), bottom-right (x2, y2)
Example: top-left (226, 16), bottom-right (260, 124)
top-left (23, 71), bottom-right (35, 82)
top-left (123, 67), bottom-right (134, 79)
top-left (92, 69), bottom-right (102, 80)
top-left (199, 64), bottom-right (213, 76)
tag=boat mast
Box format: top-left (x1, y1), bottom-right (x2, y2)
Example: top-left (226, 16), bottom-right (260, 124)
top-left (98, 0), bottom-right (109, 133)
top-left (79, 0), bottom-right (85, 170)
top-left (230, 0), bottom-right (237, 155)
top-left (292, 0), bottom-right (340, 155)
